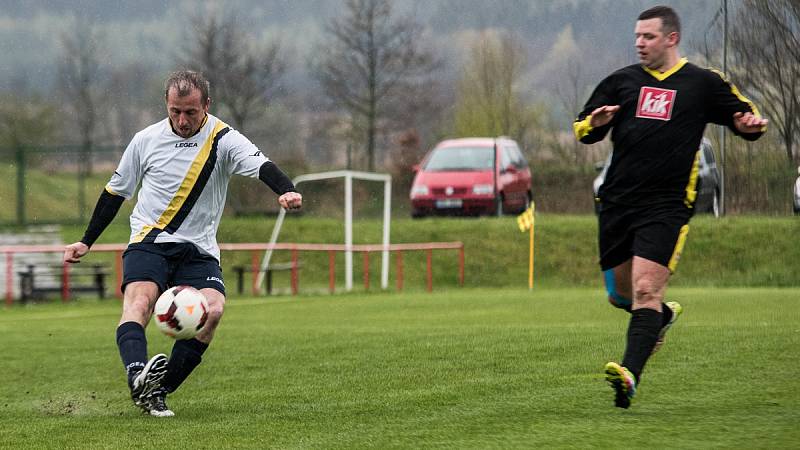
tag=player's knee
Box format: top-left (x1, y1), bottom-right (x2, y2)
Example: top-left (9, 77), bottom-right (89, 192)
top-left (633, 280), bottom-right (664, 308)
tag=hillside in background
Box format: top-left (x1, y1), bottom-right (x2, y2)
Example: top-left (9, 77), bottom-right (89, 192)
top-left (1, 0), bottom-right (718, 94)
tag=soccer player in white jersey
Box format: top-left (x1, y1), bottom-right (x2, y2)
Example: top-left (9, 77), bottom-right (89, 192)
top-left (63, 71), bottom-right (302, 417)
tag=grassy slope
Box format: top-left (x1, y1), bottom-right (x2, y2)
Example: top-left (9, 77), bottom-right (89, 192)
top-left (0, 288), bottom-right (798, 448)
top-left (4, 161), bottom-right (798, 287)
top-left (57, 214), bottom-right (800, 289)
top-left (0, 163), bottom-right (134, 224)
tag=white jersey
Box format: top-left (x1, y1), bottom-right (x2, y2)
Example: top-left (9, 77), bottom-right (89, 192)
top-left (106, 114), bottom-right (268, 261)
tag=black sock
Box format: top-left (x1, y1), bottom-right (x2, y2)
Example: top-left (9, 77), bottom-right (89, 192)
top-left (621, 308), bottom-right (662, 382)
top-left (116, 321), bottom-right (148, 388)
top-left (661, 302), bottom-right (673, 327)
top-left (161, 338), bottom-right (209, 394)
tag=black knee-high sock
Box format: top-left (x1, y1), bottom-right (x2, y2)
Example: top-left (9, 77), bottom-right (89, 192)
top-left (116, 321), bottom-right (148, 388)
top-left (621, 308), bottom-right (662, 382)
top-left (161, 338), bottom-right (208, 394)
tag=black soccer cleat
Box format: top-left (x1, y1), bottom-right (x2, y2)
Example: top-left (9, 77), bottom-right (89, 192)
top-left (130, 353), bottom-right (168, 408)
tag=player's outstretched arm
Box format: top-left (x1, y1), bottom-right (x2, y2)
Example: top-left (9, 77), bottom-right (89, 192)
top-left (258, 161), bottom-right (301, 210)
top-left (64, 189), bottom-right (125, 263)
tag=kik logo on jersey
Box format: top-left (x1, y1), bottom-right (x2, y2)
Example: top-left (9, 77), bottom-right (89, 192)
top-left (636, 87), bottom-right (676, 121)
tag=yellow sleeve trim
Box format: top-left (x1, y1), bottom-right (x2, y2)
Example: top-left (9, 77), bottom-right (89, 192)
top-left (573, 116), bottom-right (594, 140)
top-left (711, 69), bottom-right (767, 133)
top-left (683, 151), bottom-right (700, 208)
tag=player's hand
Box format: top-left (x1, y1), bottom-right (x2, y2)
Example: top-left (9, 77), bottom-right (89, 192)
top-left (589, 105), bottom-right (620, 128)
top-left (279, 192), bottom-right (302, 211)
top-left (63, 242), bottom-right (89, 264)
top-left (733, 111), bottom-right (768, 134)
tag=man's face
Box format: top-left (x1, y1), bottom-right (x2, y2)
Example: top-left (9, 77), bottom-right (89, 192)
top-left (166, 87), bottom-right (209, 139)
top-left (635, 18), bottom-right (677, 71)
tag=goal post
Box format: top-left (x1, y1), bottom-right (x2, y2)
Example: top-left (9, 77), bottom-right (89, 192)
top-left (256, 170), bottom-right (392, 292)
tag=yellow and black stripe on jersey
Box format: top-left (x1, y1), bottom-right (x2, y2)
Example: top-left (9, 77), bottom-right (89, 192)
top-left (134, 121), bottom-right (230, 243)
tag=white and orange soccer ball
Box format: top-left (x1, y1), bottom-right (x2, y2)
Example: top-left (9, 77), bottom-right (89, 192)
top-left (153, 286), bottom-right (209, 340)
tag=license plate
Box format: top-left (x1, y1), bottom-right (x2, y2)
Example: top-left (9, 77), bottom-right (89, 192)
top-left (435, 199), bottom-right (462, 208)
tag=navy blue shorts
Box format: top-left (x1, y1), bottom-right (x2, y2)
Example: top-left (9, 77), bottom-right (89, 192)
top-left (598, 202), bottom-right (692, 273)
top-left (122, 242), bottom-right (225, 295)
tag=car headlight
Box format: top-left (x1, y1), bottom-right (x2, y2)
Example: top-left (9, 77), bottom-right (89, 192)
top-left (472, 184), bottom-right (493, 195)
top-left (410, 185), bottom-right (429, 197)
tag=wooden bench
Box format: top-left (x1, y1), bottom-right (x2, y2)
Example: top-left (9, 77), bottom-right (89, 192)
top-left (18, 264), bottom-right (110, 302)
top-left (232, 262), bottom-right (301, 295)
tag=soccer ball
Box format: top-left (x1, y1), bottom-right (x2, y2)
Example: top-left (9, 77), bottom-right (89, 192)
top-left (153, 286), bottom-right (209, 340)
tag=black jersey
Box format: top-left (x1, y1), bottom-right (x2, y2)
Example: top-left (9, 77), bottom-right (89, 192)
top-left (574, 59), bottom-right (763, 207)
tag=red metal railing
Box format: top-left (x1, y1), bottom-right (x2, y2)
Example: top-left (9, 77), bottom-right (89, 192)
top-left (1, 242), bottom-right (464, 305)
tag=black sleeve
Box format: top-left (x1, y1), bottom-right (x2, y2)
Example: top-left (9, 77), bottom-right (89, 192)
top-left (574, 74), bottom-right (617, 144)
top-left (81, 190), bottom-right (124, 247)
top-left (258, 161), bottom-right (296, 195)
top-left (707, 70), bottom-right (765, 142)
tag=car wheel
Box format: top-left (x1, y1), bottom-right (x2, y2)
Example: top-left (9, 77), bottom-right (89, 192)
top-left (711, 190), bottom-right (720, 218)
top-left (495, 194), bottom-right (504, 217)
top-left (522, 192), bottom-right (533, 213)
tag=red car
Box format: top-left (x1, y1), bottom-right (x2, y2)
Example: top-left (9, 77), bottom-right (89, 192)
top-left (410, 137), bottom-right (532, 217)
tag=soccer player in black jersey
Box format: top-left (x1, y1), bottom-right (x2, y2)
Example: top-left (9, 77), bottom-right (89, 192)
top-left (574, 6), bottom-right (767, 408)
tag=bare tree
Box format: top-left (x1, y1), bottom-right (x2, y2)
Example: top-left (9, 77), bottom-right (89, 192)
top-left (182, 11), bottom-right (287, 134)
top-left (312, 0), bottom-right (438, 171)
top-left (58, 18), bottom-right (106, 222)
top-left (452, 30), bottom-right (531, 146)
top-left (58, 19), bottom-right (104, 175)
top-left (728, 0), bottom-right (800, 163)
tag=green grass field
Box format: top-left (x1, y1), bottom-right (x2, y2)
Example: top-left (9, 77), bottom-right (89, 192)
top-left (1, 287), bottom-right (798, 449)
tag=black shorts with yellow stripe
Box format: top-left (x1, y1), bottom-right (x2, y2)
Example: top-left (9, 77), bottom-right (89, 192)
top-left (597, 201), bottom-right (692, 273)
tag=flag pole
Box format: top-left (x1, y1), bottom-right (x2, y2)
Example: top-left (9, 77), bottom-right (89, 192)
top-left (517, 200), bottom-right (535, 290)
top-left (529, 219), bottom-right (534, 290)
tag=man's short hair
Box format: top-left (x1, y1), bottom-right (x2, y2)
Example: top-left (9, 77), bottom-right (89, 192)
top-left (164, 70), bottom-right (210, 104)
top-left (638, 5), bottom-right (681, 35)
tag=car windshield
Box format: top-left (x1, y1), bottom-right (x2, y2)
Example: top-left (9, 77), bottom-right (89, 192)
top-left (423, 146), bottom-right (494, 171)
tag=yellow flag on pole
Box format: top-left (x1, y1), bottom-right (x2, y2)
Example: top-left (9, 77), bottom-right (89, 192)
top-left (516, 201), bottom-right (536, 289)
top-left (517, 204), bottom-right (534, 232)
